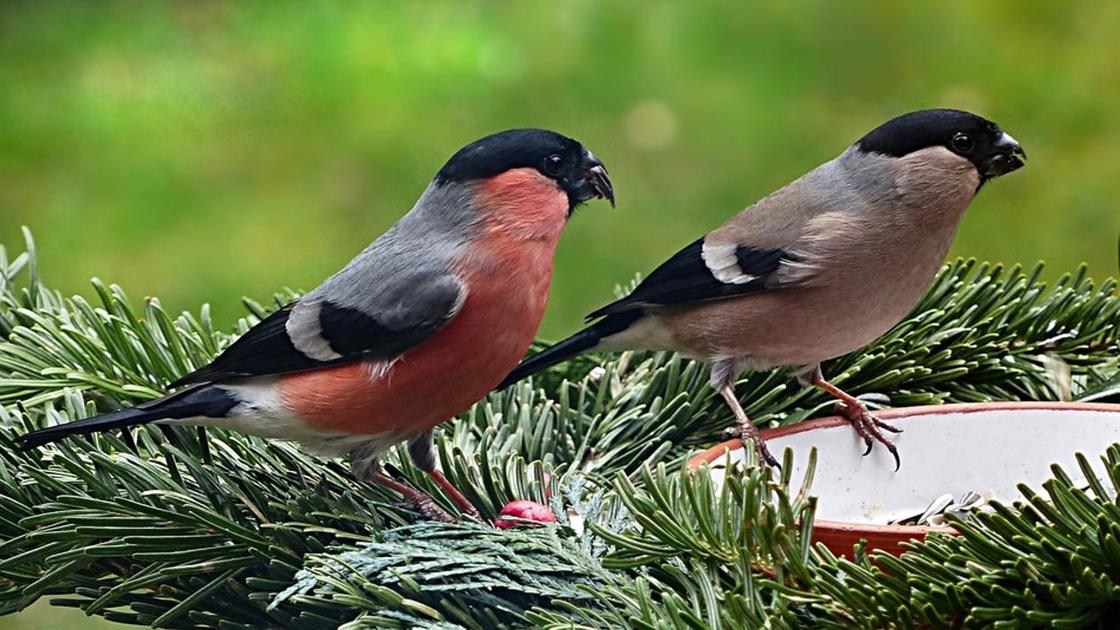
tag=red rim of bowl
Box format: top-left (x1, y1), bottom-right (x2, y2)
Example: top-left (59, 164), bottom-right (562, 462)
top-left (688, 401), bottom-right (1120, 555)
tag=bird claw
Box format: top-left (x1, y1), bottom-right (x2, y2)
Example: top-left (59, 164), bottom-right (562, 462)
top-left (836, 401), bottom-right (901, 471)
top-left (723, 423), bottom-right (780, 468)
top-left (458, 503), bottom-right (483, 523)
top-left (411, 496), bottom-right (457, 523)
top-left (374, 471), bottom-right (463, 522)
top-left (886, 444), bottom-right (901, 472)
top-left (755, 440), bottom-right (781, 469)
top-left (715, 384), bottom-right (778, 468)
top-left (874, 417), bottom-right (904, 434)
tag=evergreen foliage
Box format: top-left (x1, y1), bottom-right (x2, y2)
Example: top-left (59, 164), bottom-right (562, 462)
top-left (0, 229), bottom-right (1118, 628)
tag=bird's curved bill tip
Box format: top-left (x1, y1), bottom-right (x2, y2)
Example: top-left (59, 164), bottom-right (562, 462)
top-left (588, 165), bottom-right (616, 207)
top-left (983, 131), bottom-right (1026, 178)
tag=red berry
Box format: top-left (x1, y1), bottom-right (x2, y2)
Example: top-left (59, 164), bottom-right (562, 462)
top-left (495, 500), bottom-right (557, 529)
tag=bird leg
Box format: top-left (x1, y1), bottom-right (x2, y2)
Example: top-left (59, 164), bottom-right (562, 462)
top-left (408, 431), bottom-right (482, 520)
top-left (718, 384), bottom-right (779, 467)
top-left (808, 366), bottom-right (901, 470)
top-left (351, 439), bottom-right (457, 522)
top-left (425, 469), bottom-right (482, 519)
top-left (710, 359), bottom-right (778, 467)
top-left (721, 381), bottom-right (775, 464)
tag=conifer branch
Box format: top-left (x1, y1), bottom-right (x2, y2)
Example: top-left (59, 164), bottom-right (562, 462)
top-left (0, 230), bottom-right (1117, 627)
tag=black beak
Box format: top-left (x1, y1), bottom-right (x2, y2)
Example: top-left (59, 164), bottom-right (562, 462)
top-left (983, 132), bottom-right (1026, 179)
top-left (571, 152), bottom-right (615, 208)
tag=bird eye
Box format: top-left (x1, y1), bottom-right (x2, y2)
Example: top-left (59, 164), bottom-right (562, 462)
top-left (950, 132), bottom-right (975, 154)
top-left (542, 154), bottom-right (564, 176)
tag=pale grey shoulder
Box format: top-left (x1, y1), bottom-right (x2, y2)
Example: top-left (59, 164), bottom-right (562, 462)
top-left (306, 181), bottom-right (478, 312)
top-left (279, 180), bottom-right (474, 365)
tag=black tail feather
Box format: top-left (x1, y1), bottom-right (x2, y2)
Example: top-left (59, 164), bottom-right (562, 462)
top-left (498, 311), bottom-right (642, 389)
top-left (17, 385), bottom-right (236, 449)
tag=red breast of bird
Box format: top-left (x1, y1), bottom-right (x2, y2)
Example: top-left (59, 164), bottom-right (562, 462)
top-left (277, 167), bottom-right (567, 436)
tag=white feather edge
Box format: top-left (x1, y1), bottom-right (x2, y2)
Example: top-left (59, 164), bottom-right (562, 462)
top-left (700, 241), bottom-right (756, 284)
top-left (285, 301), bottom-right (344, 361)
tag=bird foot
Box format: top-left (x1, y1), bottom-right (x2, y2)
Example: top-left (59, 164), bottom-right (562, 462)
top-left (457, 502), bottom-right (483, 522)
top-left (835, 400), bottom-right (902, 470)
top-left (426, 469), bottom-right (483, 522)
top-left (373, 471), bottom-right (460, 523)
top-left (410, 495), bottom-right (458, 523)
top-left (715, 383), bottom-right (778, 468)
top-left (722, 422), bottom-right (779, 468)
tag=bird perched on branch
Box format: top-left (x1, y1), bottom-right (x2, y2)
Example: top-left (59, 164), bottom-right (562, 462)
top-left (19, 129), bottom-right (614, 520)
top-left (500, 109), bottom-right (1025, 468)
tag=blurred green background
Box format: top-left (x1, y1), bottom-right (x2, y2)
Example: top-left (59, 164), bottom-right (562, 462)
top-left (1, 1), bottom-right (1117, 627)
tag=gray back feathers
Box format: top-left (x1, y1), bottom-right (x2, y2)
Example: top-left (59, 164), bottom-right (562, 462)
top-left (306, 181), bottom-right (479, 315)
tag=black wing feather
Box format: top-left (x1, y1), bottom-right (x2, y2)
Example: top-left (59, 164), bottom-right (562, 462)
top-left (171, 282), bottom-right (460, 387)
top-left (171, 307), bottom-right (305, 386)
top-left (317, 301), bottom-right (450, 357)
top-left (587, 238), bottom-right (792, 319)
top-left (736, 247), bottom-right (786, 276)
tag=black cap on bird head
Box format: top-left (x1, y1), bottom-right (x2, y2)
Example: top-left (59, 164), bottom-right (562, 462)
top-left (856, 109), bottom-right (1026, 182)
top-left (435, 129), bottom-right (614, 212)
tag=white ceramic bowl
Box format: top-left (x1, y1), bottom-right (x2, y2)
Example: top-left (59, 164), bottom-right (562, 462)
top-left (690, 402), bottom-right (1120, 556)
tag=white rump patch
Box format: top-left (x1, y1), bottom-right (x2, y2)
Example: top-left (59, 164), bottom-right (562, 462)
top-left (285, 301), bottom-right (344, 361)
top-left (701, 241), bottom-right (755, 284)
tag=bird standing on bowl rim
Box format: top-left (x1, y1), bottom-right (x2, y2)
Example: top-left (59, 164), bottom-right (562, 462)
top-left (18, 128), bottom-right (615, 521)
top-left (500, 109), bottom-right (1026, 469)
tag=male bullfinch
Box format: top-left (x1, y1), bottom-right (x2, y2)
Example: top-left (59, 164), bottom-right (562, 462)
top-left (19, 129), bottom-right (615, 520)
top-left (501, 109), bottom-right (1025, 469)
